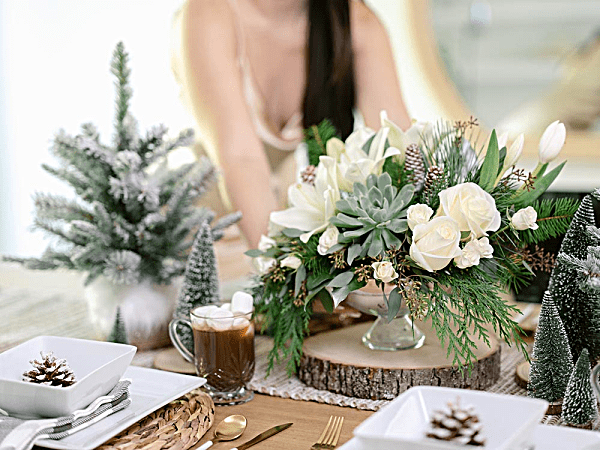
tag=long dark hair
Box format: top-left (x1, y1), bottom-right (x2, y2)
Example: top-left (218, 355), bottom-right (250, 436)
top-left (303, 0), bottom-right (356, 139)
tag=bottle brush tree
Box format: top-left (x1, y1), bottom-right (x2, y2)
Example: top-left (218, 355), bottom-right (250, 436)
top-left (562, 348), bottom-right (598, 427)
top-left (528, 291), bottom-right (574, 403)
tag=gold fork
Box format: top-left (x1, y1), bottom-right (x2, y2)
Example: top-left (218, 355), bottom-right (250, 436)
top-left (311, 416), bottom-right (344, 449)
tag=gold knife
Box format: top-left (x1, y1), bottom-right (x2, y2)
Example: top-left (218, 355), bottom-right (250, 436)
top-left (230, 423), bottom-right (293, 450)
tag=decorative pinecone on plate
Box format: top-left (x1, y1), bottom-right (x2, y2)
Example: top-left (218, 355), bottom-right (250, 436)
top-left (22, 351), bottom-right (76, 387)
top-left (426, 397), bottom-right (485, 446)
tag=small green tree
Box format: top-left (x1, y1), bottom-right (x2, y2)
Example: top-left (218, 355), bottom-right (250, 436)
top-left (549, 195), bottom-right (600, 361)
top-left (562, 348), bottom-right (598, 427)
top-left (108, 307), bottom-right (128, 344)
top-left (173, 221), bottom-right (219, 352)
top-left (528, 291), bottom-right (574, 403)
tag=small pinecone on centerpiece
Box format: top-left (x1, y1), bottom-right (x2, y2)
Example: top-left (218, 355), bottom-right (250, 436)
top-left (23, 351), bottom-right (76, 387)
top-left (426, 398), bottom-right (486, 446)
top-left (404, 143), bottom-right (426, 190)
top-left (421, 165), bottom-right (448, 208)
top-left (300, 165), bottom-right (317, 185)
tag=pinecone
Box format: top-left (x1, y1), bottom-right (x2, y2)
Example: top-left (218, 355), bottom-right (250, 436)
top-left (300, 165), bottom-right (317, 186)
top-left (404, 143), bottom-right (425, 189)
top-left (426, 398), bottom-right (485, 446)
top-left (23, 351), bottom-right (76, 387)
top-left (421, 165), bottom-right (448, 208)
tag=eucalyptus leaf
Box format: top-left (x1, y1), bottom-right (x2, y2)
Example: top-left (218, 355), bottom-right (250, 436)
top-left (325, 243), bottom-right (344, 254)
top-left (294, 264), bottom-right (307, 297)
top-left (307, 273), bottom-right (331, 290)
top-left (386, 287), bottom-right (402, 323)
top-left (319, 290), bottom-right (334, 313)
top-left (328, 271), bottom-right (354, 288)
top-left (282, 228), bottom-right (304, 238)
top-left (347, 243), bottom-right (362, 265)
top-left (244, 249), bottom-right (263, 257)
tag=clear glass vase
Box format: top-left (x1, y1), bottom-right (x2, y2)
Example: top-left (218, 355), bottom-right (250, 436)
top-left (344, 281), bottom-right (425, 351)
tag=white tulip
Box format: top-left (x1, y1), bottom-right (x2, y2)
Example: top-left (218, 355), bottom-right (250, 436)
top-left (281, 255), bottom-right (302, 270)
top-left (496, 131), bottom-right (509, 150)
top-left (317, 226), bottom-right (339, 255)
top-left (407, 204), bottom-right (434, 230)
top-left (504, 133), bottom-right (524, 170)
top-left (539, 120), bottom-right (566, 164)
top-left (511, 206), bottom-right (539, 231)
top-left (372, 261), bottom-right (398, 283)
top-left (380, 111), bottom-right (432, 162)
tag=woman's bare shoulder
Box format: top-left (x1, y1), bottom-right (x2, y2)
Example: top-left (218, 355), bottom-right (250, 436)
top-left (186, 0), bottom-right (236, 40)
top-left (350, 1), bottom-right (389, 54)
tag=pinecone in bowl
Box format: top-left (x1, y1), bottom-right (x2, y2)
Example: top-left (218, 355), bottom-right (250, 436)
top-left (22, 351), bottom-right (76, 387)
top-left (426, 397), bottom-right (486, 446)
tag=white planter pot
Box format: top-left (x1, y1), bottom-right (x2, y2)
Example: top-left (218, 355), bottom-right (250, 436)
top-left (84, 276), bottom-right (181, 351)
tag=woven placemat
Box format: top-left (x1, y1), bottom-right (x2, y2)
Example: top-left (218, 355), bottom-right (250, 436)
top-left (96, 390), bottom-right (214, 450)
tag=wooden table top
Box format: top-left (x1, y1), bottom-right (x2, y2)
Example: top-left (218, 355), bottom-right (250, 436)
top-left (196, 394), bottom-right (372, 450)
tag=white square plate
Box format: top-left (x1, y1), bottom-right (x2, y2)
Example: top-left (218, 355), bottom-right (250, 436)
top-left (0, 336), bottom-right (136, 418)
top-left (353, 386), bottom-right (548, 450)
top-left (341, 424), bottom-right (600, 450)
top-left (36, 366), bottom-right (206, 450)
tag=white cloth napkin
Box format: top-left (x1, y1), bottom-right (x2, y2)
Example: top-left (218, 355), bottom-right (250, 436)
top-left (0, 379), bottom-right (131, 450)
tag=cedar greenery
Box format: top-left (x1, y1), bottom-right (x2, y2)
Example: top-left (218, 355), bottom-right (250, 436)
top-left (251, 116), bottom-right (572, 376)
top-left (3, 42), bottom-right (240, 285)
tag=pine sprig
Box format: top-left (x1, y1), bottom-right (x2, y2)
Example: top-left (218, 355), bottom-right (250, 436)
top-left (111, 42), bottom-right (133, 151)
top-left (304, 119), bottom-right (339, 166)
top-left (521, 197), bottom-right (580, 244)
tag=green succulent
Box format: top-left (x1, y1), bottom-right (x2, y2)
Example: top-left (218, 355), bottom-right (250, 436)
top-left (330, 173), bottom-right (414, 262)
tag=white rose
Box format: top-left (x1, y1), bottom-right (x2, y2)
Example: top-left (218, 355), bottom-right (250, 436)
top-left (317, 226), bottom-right (339, 255)
top-left (511, 206), bottom-right (539, 231)
top-left (438, 182), bottom-right (501, 238)
top-left (281, 255), bottom-right (302, 270)
top-left (410, 216), bottom-right (462, 272)
top-left (254, 256), bottom-right (277, 274)
top-left (407, 204), bottom-right (434, 230)
top-left (539, 120), bottom-right (566, 164)
top-left (371, 261), bottom-right (398, 283)
top-left (258, 235), bottom-right (276, 252)
top-left (454, 237), bottom-right (494, 269)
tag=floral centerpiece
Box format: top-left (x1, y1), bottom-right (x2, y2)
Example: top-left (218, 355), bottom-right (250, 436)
top-left (248, 113), bottom-right (578, 375)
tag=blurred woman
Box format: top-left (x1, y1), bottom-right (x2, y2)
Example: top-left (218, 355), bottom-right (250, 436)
top-left (174, 0), bottom-right (410, 247)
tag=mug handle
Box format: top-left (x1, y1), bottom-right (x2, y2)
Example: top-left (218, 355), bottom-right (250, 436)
top-left (590, 363), bottom-right (600, 401)
top-left (168, 318), bottom-right (195, 364)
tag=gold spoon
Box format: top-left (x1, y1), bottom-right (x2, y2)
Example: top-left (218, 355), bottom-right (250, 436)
top-left (197, 414), bottom-right (247, 450)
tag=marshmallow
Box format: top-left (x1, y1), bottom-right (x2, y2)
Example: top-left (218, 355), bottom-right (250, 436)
top-left (206, 308), bottom-right (234, 331)
top-left (233, 317), bottom-right (250, 329)
top-left (219, 303), bottom-right (232, 311)
top-left (191, 305), bottom-right (220, 328)
top-left (231, 291), bottom-right (254, 315)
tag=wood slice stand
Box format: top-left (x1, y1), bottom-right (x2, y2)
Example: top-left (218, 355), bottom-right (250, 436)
top-left (298, 321), bottom-right (501, 400)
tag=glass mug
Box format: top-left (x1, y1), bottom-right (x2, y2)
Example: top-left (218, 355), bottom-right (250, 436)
top-left (169, 303), bottom-right (255, 405)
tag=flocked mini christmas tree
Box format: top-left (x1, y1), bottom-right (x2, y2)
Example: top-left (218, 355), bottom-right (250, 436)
top-left (548, 194), bottom-right (600, 361)
top-left (108, 307), bottom-right (128, 344)
top-left (173, 220), bottom-right (220, 352)
top-left (3, 41), bottom-right (240, 286)
top-left (562, 348), bottom-right (598, 427)
top-left (528, 292), bottom-right (574, 403)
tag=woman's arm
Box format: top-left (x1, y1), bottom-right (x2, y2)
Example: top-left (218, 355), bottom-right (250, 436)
top-left (351, 2), bottom-right (411, 131)
top-left (182, 0), bottom-right (277, 247)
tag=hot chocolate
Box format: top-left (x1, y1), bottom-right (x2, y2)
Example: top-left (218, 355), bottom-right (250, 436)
top-left (191, 317), bottom-right (255, 393)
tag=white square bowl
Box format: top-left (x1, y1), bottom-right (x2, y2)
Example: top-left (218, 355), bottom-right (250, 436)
top-left (353, 386), bottom-right (548, 450)
top-left (0, 336), bottom-right (136, 418)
